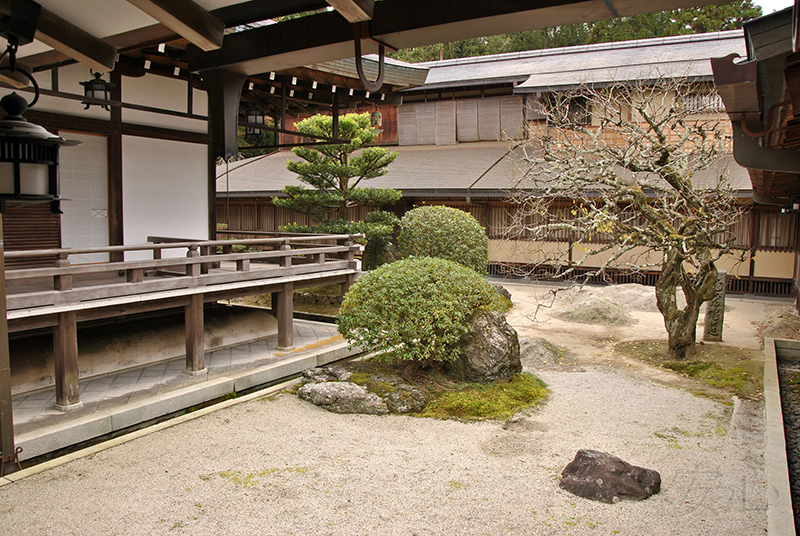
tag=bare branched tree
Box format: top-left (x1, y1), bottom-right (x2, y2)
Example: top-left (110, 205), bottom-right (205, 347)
top-left (506, 78), bottom-right (748, 359)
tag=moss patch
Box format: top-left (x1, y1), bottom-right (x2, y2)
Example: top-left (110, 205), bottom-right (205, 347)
top-left (615, 340), bottom-right (763, 400)
top-left (419, 372), bottom-right (548, 420)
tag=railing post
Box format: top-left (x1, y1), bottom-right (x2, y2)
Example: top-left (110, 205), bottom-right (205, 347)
top-left (54, 252), bottom-right (72, 291)
top-left (185, 294), bottom-right (205, 374)
top-left (342, 236), bottom-right (358, 294)
top-left (54, 311), bottom-right (81, 411)
top-left (279, 240), bottom-right (292, 268)
top-left (276, 281), bottom-right (294, 350)
top-left (186, 244), bottom-right (201, 277)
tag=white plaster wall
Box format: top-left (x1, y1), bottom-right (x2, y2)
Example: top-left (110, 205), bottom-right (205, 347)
top-left (122, 136), bottom-right (208, 260)
top-left (32, 64), bottom-right (111, 121)
top-left (59, 132), bottom-right (109, 264)
top-left (122, 75), bottom-right (208, 133)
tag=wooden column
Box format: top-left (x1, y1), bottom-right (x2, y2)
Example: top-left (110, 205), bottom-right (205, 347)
top-left (0, 215), bottom-right (17, 471)
top-left (276, 282), bottom-right (294, 350)
top-left (108, 72), bottom-right (124, 262)
top-left (54, 311), bottom-right (81, 410)
top-left (185, 294), bottom-right (205, 373)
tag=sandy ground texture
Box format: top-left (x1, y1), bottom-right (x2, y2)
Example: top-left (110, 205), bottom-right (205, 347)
top-left (0, 281), bottom-right (789, 536)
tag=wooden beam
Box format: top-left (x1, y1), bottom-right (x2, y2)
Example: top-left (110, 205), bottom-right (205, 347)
top-left (327, 0), bottom-right (374, 23)
top-left (188, 0), bottom-right (721, 75)
top-left (34, 8), bottom-right (117, 72)
top-left (126, 0), bottom-right (225, 52)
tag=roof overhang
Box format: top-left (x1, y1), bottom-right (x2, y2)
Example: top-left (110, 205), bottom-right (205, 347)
top-left (712, 7), bottom-right (800, 204)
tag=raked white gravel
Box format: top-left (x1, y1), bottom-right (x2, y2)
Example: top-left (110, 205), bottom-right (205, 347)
top-left (0, 365), bottom-right (766, 536)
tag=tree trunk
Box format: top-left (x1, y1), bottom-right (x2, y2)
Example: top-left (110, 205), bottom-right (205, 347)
top-left (655, 249), bottom-right (702, 360)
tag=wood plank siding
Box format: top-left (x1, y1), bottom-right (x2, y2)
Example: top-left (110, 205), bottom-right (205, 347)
top-left (219, 196), bottom-right (797, 297)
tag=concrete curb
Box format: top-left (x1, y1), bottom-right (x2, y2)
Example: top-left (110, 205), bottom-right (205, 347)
top-left (763, 337), bottom-right (797, 536)
top-left (2, 377), bottom-right (301, 484)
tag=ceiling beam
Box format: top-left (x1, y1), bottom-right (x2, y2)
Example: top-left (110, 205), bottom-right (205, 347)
top-left (188, 0), bottom-right (722, 75)
top-left (327, 0), bottom-right (374, 23)
top-left (0, 1), bottom-right (118, 72)
top-left (126, 0), bottom-right (225, 52)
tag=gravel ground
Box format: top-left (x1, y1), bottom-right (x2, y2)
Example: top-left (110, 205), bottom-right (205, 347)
top-left (0, 367), bottom-right (766, 536)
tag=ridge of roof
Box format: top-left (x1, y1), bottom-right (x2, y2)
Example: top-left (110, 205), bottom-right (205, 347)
top-left (415, 30), bottom-right (745, 69)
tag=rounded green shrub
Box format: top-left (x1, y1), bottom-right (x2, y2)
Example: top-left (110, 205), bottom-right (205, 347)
top-left (397, 205), bottom-right (488, 274)
top-left (338, 257), bottom-right (509, 365)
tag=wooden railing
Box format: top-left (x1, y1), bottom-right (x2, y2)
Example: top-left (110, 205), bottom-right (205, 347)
top-left (4, 234), bottom-right (363, 315)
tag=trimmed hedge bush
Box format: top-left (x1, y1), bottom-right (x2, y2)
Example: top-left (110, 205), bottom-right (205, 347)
top-left (337, 257), bottom-right (509, 365)
top-left (397, 205), bottom-right (488, 274)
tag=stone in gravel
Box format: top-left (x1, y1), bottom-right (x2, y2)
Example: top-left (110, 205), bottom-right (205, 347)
top-left (301, 365), bottom-right (352, 383)
top-left (297, 382), bottom-right (389, 415)
top-left (445, 310), bottom-right (521, 383)
top-left (560, 449), bottom-right (661, 504)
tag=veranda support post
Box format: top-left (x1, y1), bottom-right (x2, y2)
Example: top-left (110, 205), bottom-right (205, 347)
top-left (0, 215), bottom-right (17, 474)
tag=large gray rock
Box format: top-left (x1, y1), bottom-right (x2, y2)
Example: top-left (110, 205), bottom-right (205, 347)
top-left (560, 449), bottom-right (661, 504)
top-left (298, 362), bottom-right (427, 415)
top-left (445, 310), bottom-right (522, 383)
top-left (297, 381), bottom-right (389, 415)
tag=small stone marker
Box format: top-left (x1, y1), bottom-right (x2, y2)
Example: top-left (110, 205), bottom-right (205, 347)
top-left (703, 270), bottom-right (727, 342)
top-left (559, 449), bottom-right (661, 504)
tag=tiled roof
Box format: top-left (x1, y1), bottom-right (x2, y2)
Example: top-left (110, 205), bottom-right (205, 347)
top-left (407, 31), bottom-right (746, 92)
top-left (216, 142), bottom-right (751, 198)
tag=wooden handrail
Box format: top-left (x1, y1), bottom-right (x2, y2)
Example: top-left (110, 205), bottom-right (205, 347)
top-left (5, 233), bottom-right (365, 259)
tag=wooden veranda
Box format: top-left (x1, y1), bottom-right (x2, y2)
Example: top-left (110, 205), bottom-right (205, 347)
top-left (4, 233), bottom-right (362, 411)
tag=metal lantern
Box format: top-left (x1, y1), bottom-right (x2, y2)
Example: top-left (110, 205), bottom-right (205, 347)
top-left (0, 91), bottom-right (75, 213)
top-left (80, 71), bottom-right (114, 110)
top-left (370, 106), bottom-right (383, 129)
top-left (244, 105), bottom-right (265, 143)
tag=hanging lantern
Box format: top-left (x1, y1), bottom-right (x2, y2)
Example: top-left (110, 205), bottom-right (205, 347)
top-left (0, 91), bottom-right (76, 212)
top-left (80, 71), bottom-right (114, 110)
top-left (244, 105), bottom-right (265, 143)
top-left (370, 106), bottom-right (383, 129)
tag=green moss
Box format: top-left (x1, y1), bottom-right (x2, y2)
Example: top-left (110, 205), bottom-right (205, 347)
top-left (615, 339), bottom-right (763, 400)
top-left (420, 373), bottom-right (547, 420)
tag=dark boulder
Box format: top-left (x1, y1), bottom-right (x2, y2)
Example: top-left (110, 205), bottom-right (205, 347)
top-left (559, 449), bottom-right (661, 504)
top-left (445, 310), bottom-right (521, 383)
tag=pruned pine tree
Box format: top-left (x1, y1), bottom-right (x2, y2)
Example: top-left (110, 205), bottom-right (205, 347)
top-left (506, 79), bottom-right (748, 359)
top-left (274, 113), bottom-right (399, 221)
